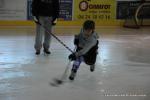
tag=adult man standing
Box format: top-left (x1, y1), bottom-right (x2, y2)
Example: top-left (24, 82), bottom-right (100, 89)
top-left (32, 0), bottom-right (59, 55)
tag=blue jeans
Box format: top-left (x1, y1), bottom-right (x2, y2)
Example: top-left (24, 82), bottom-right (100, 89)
top-left (72, 56), bottom-right (84, 72)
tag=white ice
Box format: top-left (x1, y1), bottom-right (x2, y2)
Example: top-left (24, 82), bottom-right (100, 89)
top-left (0, 26), bottom-right (150, 100)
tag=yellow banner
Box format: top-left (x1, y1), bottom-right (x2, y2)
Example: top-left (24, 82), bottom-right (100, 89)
top-left (73, 0), bottom-right (116, 21)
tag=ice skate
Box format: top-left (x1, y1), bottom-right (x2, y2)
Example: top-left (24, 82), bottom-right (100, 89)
top-left (69, 69), bottom-right (77, 81)
top-left (90, 64), bottom-right (95, 72)
top-left (43, 48), bottom-right (51, 54)
top-left (35, 50), bottom-right (40, 55)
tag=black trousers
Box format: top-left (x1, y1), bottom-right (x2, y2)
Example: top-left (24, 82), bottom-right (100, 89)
top-left (76, 40), bottom-right (99, 65)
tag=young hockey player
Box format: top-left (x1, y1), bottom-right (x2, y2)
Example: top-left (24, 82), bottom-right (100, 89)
top-left (68, 20), bottom-right (99, 80)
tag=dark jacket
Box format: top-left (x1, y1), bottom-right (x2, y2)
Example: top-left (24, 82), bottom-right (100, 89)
top-left (31, 0), bottom-right (59, 18)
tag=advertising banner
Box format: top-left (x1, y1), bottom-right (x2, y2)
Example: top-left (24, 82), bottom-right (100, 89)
top-left (117, 1), bottom-right (150, 19)
top-left (73, 0), bottom-right (116, 21)
top-left (27, 0), bottom-right (32, 20)
top-left (59, 0), bottom-right (73, 20)
top-left (0, 0), bottom-right (27, 20)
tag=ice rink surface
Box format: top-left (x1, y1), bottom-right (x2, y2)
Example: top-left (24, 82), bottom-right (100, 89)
top-left (0, 26), bottom-right (150, 100)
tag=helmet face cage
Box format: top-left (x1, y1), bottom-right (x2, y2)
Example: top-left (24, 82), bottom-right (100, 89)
top-left (83, 20), bottom-right (95, 30)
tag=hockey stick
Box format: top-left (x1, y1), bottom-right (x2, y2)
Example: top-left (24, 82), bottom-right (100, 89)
top-left (50, 47), bottom-right (76, 86)
top-left (37, 22), bottom-right (74, 53)
top-left (36, 22), bottom-right (75, 86)
top-left (50, 60), bottom-right (71, 86)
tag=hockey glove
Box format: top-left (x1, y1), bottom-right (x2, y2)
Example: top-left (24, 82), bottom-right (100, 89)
top-left (33, 16), bottom-right (39, 24)
top-left (74, 35), bottom-right (79, 46)
top-left (68, 53), bottom-right (76, 61)
top-left (74, 38), bottom-right (79, 46)
top-left (52, 17), bottom-right (57, 26)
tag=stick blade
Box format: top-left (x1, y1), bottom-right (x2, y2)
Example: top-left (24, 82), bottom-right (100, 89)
top-left (50, 78), bottom-right (64, 87)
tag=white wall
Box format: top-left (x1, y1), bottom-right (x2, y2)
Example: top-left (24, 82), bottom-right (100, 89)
top-left (0, 0), bottom-right (27, 20)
